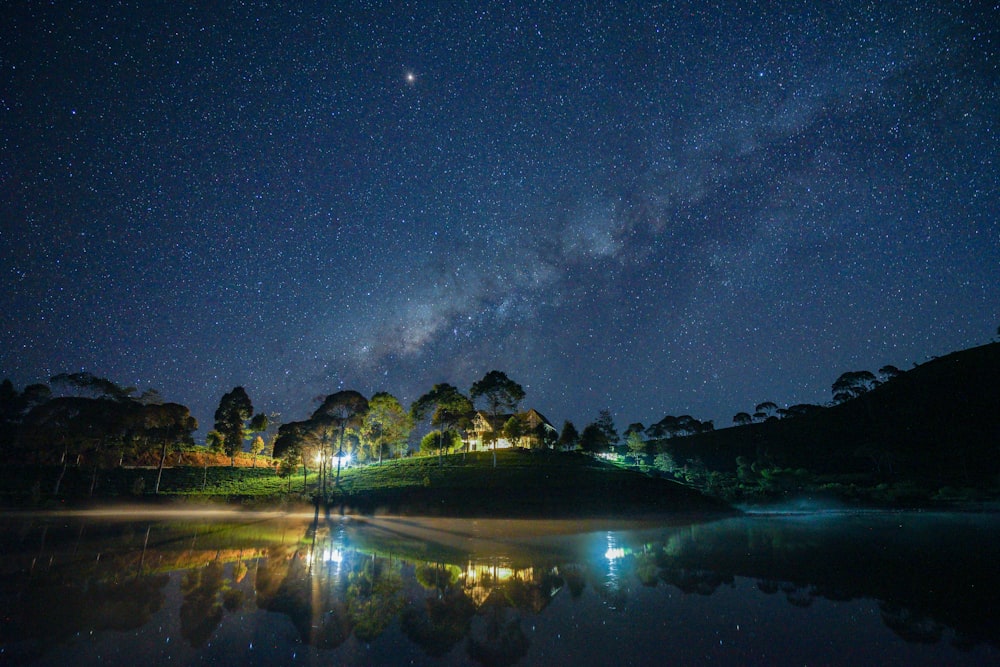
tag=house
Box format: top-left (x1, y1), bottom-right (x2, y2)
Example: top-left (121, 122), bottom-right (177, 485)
top-left (466, 408), bottom-right (557, 451)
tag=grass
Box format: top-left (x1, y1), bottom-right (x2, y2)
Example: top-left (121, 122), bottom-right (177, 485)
top-left (0, 449), bottom-right (732, 517)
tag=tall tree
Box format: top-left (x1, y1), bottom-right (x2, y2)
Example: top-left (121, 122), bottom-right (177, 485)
top-left (246, 412), bottom-right (269, 468)
top-left (411, 384), bottom-right (473, 465)
top-left (214, 387), bottom-right (254, 466)
top-left (625, 430), bottom-right (646, 467)
top-left (147, 403), bottom-right (198, 493)
top-left (557, 420), bottom-right (579, 451)
top-left (578, 423), bottom-right (609, 456)
top-left (362, 392), bottom-right (414, 464)
top-left (311, 390), bottom-right (369, 487)
top-left (594, 410), bottom-right (619, 449)
top-left (470, 371), bottom-right (525, 467)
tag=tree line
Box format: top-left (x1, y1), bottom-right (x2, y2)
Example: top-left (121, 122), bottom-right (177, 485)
top-left (0, 357), bottom-right (919, 497)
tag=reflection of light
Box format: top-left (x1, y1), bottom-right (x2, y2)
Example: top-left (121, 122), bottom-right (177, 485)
top-left (463, 561), bottom-right (532, 607)
top-left (605, 547), bottom-right (626, 561)
top-left (324, 546), bottom-right (343, 564)
top-left (604, 532), bottom-right (630, 562)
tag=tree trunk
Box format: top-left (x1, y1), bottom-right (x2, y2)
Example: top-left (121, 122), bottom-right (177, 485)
top-left (88, 466), bottom-right (98, 496)
top-left (155, 441), bottom-right (168, 494)
top-left (54, 444), bottom-right (69, 495)
top-left (335, 427), bottom-right (345, 485)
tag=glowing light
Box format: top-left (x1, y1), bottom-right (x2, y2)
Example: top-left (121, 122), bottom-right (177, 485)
top-left (605, 547), bottom-right (626, 561)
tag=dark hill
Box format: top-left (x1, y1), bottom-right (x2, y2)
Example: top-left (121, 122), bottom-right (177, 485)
top-left (660, 342), bottom-right (1000, 488)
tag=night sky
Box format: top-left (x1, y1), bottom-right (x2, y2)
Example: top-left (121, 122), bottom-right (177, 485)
top-left (2, 2), bottom-right (997, 436)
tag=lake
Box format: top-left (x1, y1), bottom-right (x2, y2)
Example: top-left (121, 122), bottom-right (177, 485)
top-left (0, 508), bottom-right (997, 665)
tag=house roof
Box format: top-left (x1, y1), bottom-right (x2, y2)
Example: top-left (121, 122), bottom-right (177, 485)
top-left (472, 409), bottom-right (553, 432)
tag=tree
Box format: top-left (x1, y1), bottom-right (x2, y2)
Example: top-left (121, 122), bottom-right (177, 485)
top-left (594, 410), bottom-right (619, 449)
top-left (411, 384), bottom-right (473, 465)
top-left (502, 414), bottom-right (529, 449)
top-left (420, 430), bottom-right (462, 455)
top-left (557, 420), bottom-right (579, 451)
top-left (878, 365), bottom-right (902, 382)
top-left (361, 393), bottom-right (414, 464)
top-left (579, 423), bottom-right (609, 456)
top-left (50, 372), bottom-right (135, 401)
top-left (206, 430), bottom-right (224, 454)
top-left (470, 371), bottom-right (525, 467)
top-left (626, 431), bottom-right (646, 466)
top-left (214, 387), bottom-right (254, 466)
top-left (754, 402), bottom-right (779, 421)
top-left (311, 390), bottom-right (369, 487)
top-left (250, 435), bottom-right (266, 468)
top-left (147, 403), bottom-right (198, 493)
top-left (832, 371), bottom-right (878, 403)
top-left (272, 422), bottom-right (309, 492)
top-left (732, 412), bottom-right (753, 426)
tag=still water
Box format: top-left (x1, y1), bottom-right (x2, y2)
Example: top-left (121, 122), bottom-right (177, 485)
top-left (0, 508), bottom-right (997, 666)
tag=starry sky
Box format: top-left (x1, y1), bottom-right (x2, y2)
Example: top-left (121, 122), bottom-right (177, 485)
top-left (2, 1), bottom-right (997, 436)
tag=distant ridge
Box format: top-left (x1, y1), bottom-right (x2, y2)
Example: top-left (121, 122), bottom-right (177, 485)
top-left (659, 342), bottom-right (1000, 487)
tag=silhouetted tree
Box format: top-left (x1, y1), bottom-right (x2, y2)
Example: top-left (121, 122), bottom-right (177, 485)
top-left (594, 410), bottom-right (619, 449)
top-left (470, 371), bottom-right (525, 467)
top-left (754, 402), bottom-right (779, 421)
top-left (579, 423), bottom-right (609, 456)
top-left (878, 365), bottom-right (902, 382)
top-left (148, 402), bottom-right (198, 493)
top-left (502, 414), bottom-right (529, 449)
top-left (214, 387), bottom-right (254, 466)
top-left (832, 371), bottom-right (878, 403)
top-left (732, 412), bottom-right (753, 426)
top-left (557, 420), bottom-right (579, 450)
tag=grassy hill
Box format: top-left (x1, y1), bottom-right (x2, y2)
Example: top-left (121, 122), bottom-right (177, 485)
top-left (658, 342), bottom-right (1000, 501)
top-left (325, 449), bottom-right (732, 517)
top-left (0, 449), bottom-right (733, 518)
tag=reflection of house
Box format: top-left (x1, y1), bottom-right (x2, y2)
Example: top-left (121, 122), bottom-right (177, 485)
top-left (461, 562), bottom-right (559, 613)
top-left (465, 409), bottom-right (557, 451)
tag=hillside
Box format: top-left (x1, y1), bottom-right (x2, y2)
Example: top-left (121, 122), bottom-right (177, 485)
top-left (0, 449), bottom-right (734, 518)
top-left (658, 342), bottom-right (1000, 493)
top-left (327, 449), bottom-right (734, 517)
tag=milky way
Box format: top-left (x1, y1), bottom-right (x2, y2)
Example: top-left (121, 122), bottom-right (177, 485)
top-left (2, 2), bottom-right (997, 435)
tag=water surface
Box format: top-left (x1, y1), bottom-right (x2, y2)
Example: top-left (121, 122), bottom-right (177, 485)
top-left (1, 509), bottom-right (996, 665)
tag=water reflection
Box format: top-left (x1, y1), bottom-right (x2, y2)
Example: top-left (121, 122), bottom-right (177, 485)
top-left (0, 511), bottom-right (997, 665)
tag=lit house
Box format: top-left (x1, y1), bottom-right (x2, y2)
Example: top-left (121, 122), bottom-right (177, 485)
top-left (466, 409), bottom-right (557, 451)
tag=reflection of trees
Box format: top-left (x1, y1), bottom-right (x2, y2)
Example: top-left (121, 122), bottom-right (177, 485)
top-left (347, 554), bottom-right (404, 642)
top-left (880, 602), bottom-right (944, 644)
top-left (180, 560), bottom-right (225, 648)
top-left (467, 597), bottom-right (530, 667)
top-left (254, 546), bottom-right (351, 649)
top-left (401, 588), bottom-right (477, 656)
top-left (1, 571), bottom-right (169, 655)
top-left (659, 567), bottom-right (733, 596)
